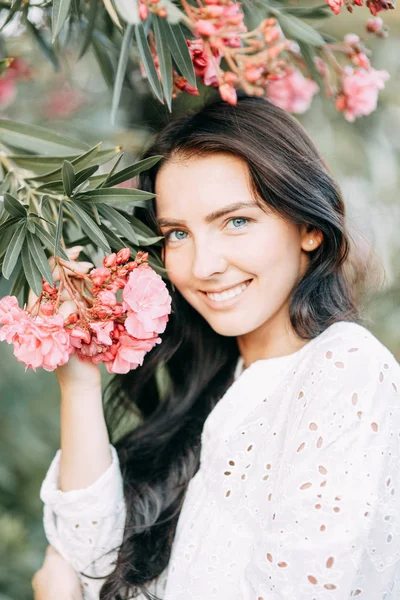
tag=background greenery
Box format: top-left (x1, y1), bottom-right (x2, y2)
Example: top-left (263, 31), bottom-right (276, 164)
top-left (0, 5), bottom-right (399, 599)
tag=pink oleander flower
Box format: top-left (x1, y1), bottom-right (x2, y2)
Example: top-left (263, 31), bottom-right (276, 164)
top-left (89, 321), bottom-right (114, 345)
top-left (97, 290), bottom-right (117, 307)
top-left (0, 296), bottom-right (25, 326)
top-left (187, 38), bottom-right (222, 87)
top-left (89, 266), bottom-right (111, 287)
top-left (9, 313), bottom-right (73, 372)
top-left (122, 264), bottom-right (172, 339)
top-left (336, 66), bottom-right (389, 121)
top-left (267, 69), bottom-right (319, 114)
top-left (104, 333), bottom-right (161, 374)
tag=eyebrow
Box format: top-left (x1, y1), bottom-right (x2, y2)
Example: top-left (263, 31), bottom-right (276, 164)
top-left (157, 201), bottom-right (259, 228)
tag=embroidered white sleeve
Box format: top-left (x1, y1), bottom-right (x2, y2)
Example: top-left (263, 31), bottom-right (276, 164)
top-left (40, 444), bottom-right (126, 599)
top-left (243, 338), bottom-right (400, 599)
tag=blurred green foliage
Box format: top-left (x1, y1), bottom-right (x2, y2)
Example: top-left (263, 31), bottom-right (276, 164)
top-left (0, 6), bottom-right (399, 600)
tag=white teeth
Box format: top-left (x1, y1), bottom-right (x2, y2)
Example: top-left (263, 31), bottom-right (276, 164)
top-left (206, 281), bottom-right (250, 302)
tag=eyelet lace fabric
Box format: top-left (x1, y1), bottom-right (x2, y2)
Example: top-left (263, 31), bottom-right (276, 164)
top-left (40, 321), bottom-right (400, 599)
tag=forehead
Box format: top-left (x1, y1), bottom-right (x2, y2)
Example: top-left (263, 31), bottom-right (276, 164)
top-left (155, 153), bottom-right (256, 219)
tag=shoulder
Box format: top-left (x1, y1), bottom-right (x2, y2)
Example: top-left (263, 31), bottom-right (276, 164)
top-left (301, 320), bottom-right (399, 399)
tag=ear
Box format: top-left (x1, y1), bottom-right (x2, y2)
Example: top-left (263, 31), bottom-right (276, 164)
top-left (300, 226), bottom-right (323, 252)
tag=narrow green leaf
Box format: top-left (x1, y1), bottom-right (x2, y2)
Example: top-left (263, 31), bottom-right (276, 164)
top-left (36, 181), bottom-right (65, 193)
top-left (99, 223), bottom-right (126, 250)
top-left (111, 25), bottom-right (133, 126)
top-left (281, 4), bottom-right (332, 18)
top-left (25, 20), bottom-right (61, 71)
top-left (0, 217), bottom-right (20, 238)
top-left (154, 15), bottom-right (173, 111)
top-left (0, 119), bottom-right (89, 156)
top-left (92, 32), bottom-right (116, 90)
top-left (97, 204), bottom-right (138, 244)
top-left (0, 171), bottom-right (12, 194)
top-left (62, 160), bottom-right (75, 196)
top-left (79, 0), bottom-right (99, 58)
top-left (0, 222), bottom-right (19, 258)
top-left (135, 23), bottom-right (164, 104)
top-left (74, 164), bottom-right (99, 188)
top-left (130, 215), bottom-right (160, 239)
top-left (100, 153), bottom-right (124, 187)
top-left (21, 242), bottom-right (43, 297)
top-left (102, 155), bottom-right (163, 187)
top-left (52, 0), bottom-right (72, 42)
top-left (160, 19), bottom-right (197, 88)
top-left (0, 0), bottom-right (23, 31)
top-left (4, 192), bottom-right (27, 218)
top-left (10, 259), bottom-right (26, 298)
top-left (27, 220), bottom-right (36, 233)
top-left (78, 187), bottom-right (155, 203)
top-left (277, 13), bottom-right (325, 47)
top-left (3, 221), bottom-right (26, 279)
top-left (68, 202), bottom-right (111, 252)
top-left (26, 143), bottom-right (112, 183)
top-left (54, 201), bottom-right (64, 257)
top-left (35, 223), bottom-right (69, 260)
top-left (298, 41), bottom-right (324, 91)
top-left (27, 232), bottom-right (53, 284)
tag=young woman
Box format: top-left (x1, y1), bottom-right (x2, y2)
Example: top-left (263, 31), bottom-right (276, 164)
top-left (34, 93), bottom-right (400, 600)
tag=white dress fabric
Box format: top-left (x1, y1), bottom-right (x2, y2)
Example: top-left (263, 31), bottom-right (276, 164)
top-left (40, 321), bottom-right (400, 599)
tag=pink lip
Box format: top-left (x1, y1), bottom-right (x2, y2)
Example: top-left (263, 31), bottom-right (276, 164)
top-left (200, 279), bottom-right (252, 294)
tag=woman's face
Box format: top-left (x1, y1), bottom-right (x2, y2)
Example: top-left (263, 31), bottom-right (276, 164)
top-left (155, 153), bottom-right (320, 338)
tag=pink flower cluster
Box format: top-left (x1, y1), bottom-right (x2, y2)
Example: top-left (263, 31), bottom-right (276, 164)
top-left (326, 0), bottom-right (394, 16)
top-left (0, 57), bottom-right (32, 110)
top-left (0, 249), bottom-right (172, 374)
top-left (335, 66), bottom-right (389, 122)
top-left (266, 69), bottom-right (319, 114)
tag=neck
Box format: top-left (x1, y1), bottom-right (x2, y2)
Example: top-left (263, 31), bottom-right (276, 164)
top-left (236, 304), bottom-right (309, 369)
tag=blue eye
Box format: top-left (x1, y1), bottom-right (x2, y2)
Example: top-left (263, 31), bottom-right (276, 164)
top-left (165, 230), bottom-right (188, 242)
top-left (227, 217), bottom-right (248, 229)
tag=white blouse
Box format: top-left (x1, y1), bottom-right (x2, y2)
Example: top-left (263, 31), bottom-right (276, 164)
top-left (40, 321), bottom-right (400, 599)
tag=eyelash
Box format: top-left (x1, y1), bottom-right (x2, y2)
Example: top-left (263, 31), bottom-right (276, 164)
top-left (164, 217), bottom-right (252, 243)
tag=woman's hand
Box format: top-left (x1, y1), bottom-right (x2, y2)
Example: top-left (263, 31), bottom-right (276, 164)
top-left (31, 545), bottom-right (83, 600)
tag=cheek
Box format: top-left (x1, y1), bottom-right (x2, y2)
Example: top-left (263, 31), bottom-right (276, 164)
top-left (164, 248), bottom-right (191, 289)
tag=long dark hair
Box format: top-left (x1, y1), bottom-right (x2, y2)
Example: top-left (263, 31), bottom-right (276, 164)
top-left (90, 93), bottom-right (361, 599)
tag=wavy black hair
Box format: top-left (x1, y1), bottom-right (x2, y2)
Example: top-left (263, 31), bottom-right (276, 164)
top-left (85, 93), bottom-right (362, 599)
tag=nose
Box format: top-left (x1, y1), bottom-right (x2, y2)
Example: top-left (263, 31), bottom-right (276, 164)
top-left (191, 237), bottom-right (228, 280)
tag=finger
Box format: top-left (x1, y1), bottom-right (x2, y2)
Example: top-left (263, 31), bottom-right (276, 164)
top-left (53, 261), bottom-right (94, 281)
top-left (66, 246), bottom-right (84, 261)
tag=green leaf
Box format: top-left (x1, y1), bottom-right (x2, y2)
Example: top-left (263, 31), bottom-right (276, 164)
top-left (34, 223), bottom-right (69, 260)
top-left (74, 164), bottom-right (100, 188)
top-left (111, 25), bottom-right (133, 126)
top-left (26, 232), bottom-right (53, 284)
top-left (277, 13), bottom-right (325, 47)
top-left (154, 15), bottom-right (173, 111)
top-left (68, 202), bottom-right (111, 252)
top-left (23, 21), bottom-right (60, 71)
top-left (0, 221), bottom-right (19, 258)
top-left (97, 204), bottom-right (138, 244)
top-left (10, 259), bottom-right (26, 298)
top-left (3, 221), bottom-right (26, 279)
top-left (62, 160), bottom-right (75, 196)
top-left (0, 0), bottom-right (23, 31)
top-left (4, 193), bottom-right (27, 218)
top-left (29, 142), bottom-right (117, 182)
top-left (135, 23), bottom-right (164, 104)
top-left (99, 223), bottom-right (126, 250)
top-left (54, 201), bottom-right (64, 257)
top-left (0, 171), bottom-right (11, 194)
top-left (27, 220), bottom-right (36, 234)
top-left (100, 153), bottom-right (124, 187)
top-left (281, 4), bottom-right (332, 19)
top-left (130, 215), bottom-right (161, 240)
top-left (298, 41), bottom-right (324, 91)
top-left (52, 0), bottom-right (72, 42)
top-left (159, 19), bottom-right (197, 88)
top-left (92, 31), bottom-right (117, 90)
top-left (21, 242), bottom-right (43, 297)
top-left (79, 0), bottom-right (99, 58)
top-left (0, 120), bottom-right (89, 156)
top-left (102, 155), bottom-right (163, 188)
top-left (78, 187), bottom-right (155, 203)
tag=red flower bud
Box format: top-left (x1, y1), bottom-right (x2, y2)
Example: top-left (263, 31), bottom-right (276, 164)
top-left (116, 248), bottom-right (131, 264)
top-left (112, 305), bottom-right (124, 317)
top-left (40, 303), bottom-right (55, 316)
top-left (65, 313), bottom-right (79, 325)
top-left (126, 261), bottom-right (138, 271)
top-left (139, 3), bottom-right (148, 19)
top-left (103, 253), bottom-right (117, 268)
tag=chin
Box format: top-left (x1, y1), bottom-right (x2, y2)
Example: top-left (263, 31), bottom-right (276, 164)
top-left (206, 317), bottom-right (261, 338)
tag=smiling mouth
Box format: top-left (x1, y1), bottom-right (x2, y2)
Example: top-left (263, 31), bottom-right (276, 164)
top-left (202, 279), bottom-right (252, 303)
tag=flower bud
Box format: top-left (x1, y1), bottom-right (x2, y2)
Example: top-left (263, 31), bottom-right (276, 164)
top-left (40, 303), bottom-right (55, 316)
top-left (98, 290), bottom-right (117, 307)
top-left (126, 261), bottom-right (138, 271)
top-left (244, 66), bottom-right (262, 83)
top-left (90, 267), bottom-right (111, 286)
top-left (97, 306), bottom-right (113, 319)
top-left (116, 248), bottom-right (131, 264)
top-left (65, 312), bottom-right (79, 325)
top-left (112, 305), bottom-right (124, 317)
top-left (158, 7), bottom-right (167, 17)
top-left (103, 253), bottom-right (117, 268)
top-left (223, 71), bottom-right (239, 84)
top-left (196, 20), bottom-right (217, 37)
top-left (139, 3), bottom-right (148, 19)
top-left (219, 83), bottom-right (237, 105)
top-left (43, 282), bottom-right (57, 295)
